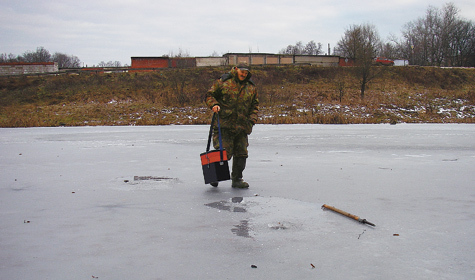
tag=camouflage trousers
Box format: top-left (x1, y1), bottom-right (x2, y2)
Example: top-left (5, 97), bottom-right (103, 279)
top-left (213, 129), bottom-right (249, 160)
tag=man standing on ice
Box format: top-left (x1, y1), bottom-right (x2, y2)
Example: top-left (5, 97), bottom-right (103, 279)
top-left (206, 62), bottom-right (259, 188)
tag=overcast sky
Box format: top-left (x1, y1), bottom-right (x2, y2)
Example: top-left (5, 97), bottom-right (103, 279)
top-left (1, 0), bottom-right (474, 67)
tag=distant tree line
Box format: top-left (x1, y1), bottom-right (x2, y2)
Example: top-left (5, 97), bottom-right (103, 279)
top-left (0, 46), bottom-right (82, 68)
top-left (340, 3), bottom-right (475, 67)
top-left (329, 3), bottom-right (474, 99)
top-left (283, 3), bottom-right (474, 67)
top-left (97, 61), bottom-right (123, 67)
top-left (279, 40), bottom-right (323, 55)
top-left (397, 2), bottom-right (475, 67)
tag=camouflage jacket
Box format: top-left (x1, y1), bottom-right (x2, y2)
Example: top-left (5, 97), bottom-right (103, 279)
top-left (206, 67), bottom-right (259, 135)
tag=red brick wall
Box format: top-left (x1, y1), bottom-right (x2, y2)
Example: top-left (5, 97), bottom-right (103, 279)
top-left (131, 57), bottom-right (169, 68)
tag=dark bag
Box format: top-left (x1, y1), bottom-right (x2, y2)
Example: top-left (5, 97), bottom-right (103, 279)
top-left (200, 113), bottom-right (230, 184)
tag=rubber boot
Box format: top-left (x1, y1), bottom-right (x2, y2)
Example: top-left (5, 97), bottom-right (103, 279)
top-left (231, 157), bottom-right (249, 188)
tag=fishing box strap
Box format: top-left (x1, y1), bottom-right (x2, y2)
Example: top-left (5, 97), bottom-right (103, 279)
top-left (206, 113), bottom-right (225, 161)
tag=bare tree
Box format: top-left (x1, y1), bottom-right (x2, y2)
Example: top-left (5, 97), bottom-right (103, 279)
top-left (451, 19), bottom-right (475, 66)
top-left (52, 52), bottom-right (81, 68)
top-left (0, 53), bottom-right (17, 63)
top-left (22, 46), bottom-right (51, 62)
top-left (400, 3), bottom-right (475, 67)
top-left (335, 23), bottom-right (382, 99)
top-left (280, 44), bottom-right (293, 55)
top-left (2, 47), bottom-right (82, 67)
top-left (442, 3), bottom-right (475, 67)
top-left (304, 41), bottom-right (323, 55)
top-left (279, 41), bottom-right (323, 55)
top-left (168, 48), bottom-right (190, 58)
top-left (98, 61), bottom-right (122, 67)
top-left (281, 41), bottom-right (304, 55)
top-left (380, 35), bottom-right (401, 59)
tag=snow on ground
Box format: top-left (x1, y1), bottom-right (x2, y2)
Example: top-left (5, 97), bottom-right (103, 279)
top-left (1, 124), bottom-right (474, 279)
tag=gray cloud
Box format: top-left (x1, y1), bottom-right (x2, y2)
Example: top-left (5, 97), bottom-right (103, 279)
top-left (1, 0), bottom-right (474, 66)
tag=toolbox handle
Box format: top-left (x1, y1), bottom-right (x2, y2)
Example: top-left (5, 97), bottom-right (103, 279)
top-left (206, 113), bottom-right (225, 162)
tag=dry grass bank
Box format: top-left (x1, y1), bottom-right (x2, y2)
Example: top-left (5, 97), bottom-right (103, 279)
top-left (1, 66), bottom-right (474, 127)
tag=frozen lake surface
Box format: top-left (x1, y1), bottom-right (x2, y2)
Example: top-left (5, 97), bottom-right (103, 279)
top-left (1, 124), bottom-right (474, 279)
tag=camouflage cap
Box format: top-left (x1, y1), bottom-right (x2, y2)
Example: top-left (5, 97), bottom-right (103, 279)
top-left (236, 62), bottom-right (249, 71)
